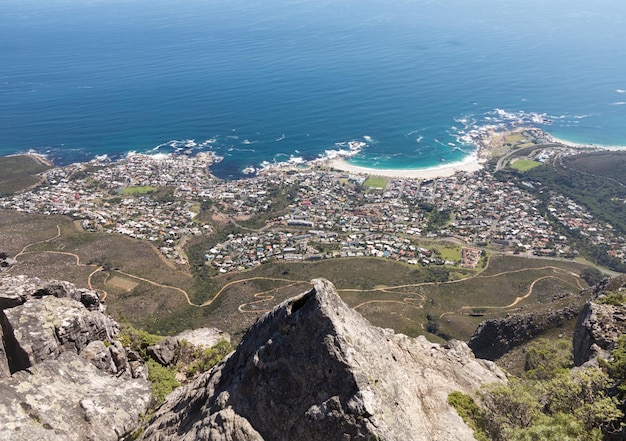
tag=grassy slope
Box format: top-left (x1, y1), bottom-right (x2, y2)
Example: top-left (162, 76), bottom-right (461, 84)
top-left (0, 155), bottom-right (50, 196)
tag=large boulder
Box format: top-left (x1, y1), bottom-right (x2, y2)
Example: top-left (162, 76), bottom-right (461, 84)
top-left (141, 279), bottom-right (505, 441)
top-left (0, 275), bottom-right (153, 439)
top-left (0, 351), bottom-right (151, 441)
top-left (3, 295), bottom-right (118, 369)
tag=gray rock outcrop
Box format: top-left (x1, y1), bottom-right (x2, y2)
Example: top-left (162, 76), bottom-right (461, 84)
top-left (141, 279), bottom-right (505, 441)
top-left (0, 275), bottom-right (152, 439)
top-left (5, 295), bottom-right (118, 369)
top-left (573, 276), bottom-right (626, 366)
top-left (0, 351), bottom-right (152, 441)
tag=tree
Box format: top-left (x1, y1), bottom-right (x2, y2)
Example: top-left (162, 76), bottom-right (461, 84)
top-left (523, 338), bottom-right (572, 380)
top-left (479, 379), bottom-right (541, 440)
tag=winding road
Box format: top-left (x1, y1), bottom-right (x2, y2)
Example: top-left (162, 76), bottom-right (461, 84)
top-left (4, 225), bottom-right (587, 321)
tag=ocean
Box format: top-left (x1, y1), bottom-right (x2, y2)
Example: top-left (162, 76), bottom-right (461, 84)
top-left (1, 0), bottom-right (625, 179)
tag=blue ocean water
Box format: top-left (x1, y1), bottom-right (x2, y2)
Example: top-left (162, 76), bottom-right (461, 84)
top-left (1, 0), bottom-right (625, 179)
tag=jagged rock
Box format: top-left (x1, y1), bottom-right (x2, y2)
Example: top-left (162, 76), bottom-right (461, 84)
top-left (0, 275), bottom-right (153, 439)
top-left (0, 274), bottom-right (37, 309)
top-left (4, 295), bottom-right (118, 369)
top-left (110, 340), bottom-right (130, 375)
top-left (128, 350), bottom-right (149, 381)
top-left (573, 276), bottom-right (626, 366)
top-left (141, 279), bottom-right (505, 441)
top-left (147, 339), bottom-right (177, 366)
top-left (81, 340), bottom-right (116, 374)
top-left (0, 351), bottom-right (152, 441)
top-left (0, 251), bottom-right (16, 273)
top-left (33, 280), bottom-right (104, 312)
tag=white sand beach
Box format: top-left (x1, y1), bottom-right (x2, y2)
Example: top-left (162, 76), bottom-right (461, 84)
top-left (326, 156), bottom-right (485, 179)
top-left (545, 134), bottom-right (625, 151)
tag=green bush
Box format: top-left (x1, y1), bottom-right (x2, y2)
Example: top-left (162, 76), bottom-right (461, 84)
top-left (597, 291), bottom-right (626, 306)
top-left (523, 338), bottom-right (572, 380)
top-left (505, 413), bottom-right (601, 441)
top-left (186, 339), bottom-right (233, 377)
top-left (146, 358), bottom-right (180, 404)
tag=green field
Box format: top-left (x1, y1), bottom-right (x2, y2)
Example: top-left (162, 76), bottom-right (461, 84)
top-left (122, 186), bottom-right (158, 195)
top-left (363, 177), bottom-right (388, 189)
top-left (510, 159), bottom-right (541, 171)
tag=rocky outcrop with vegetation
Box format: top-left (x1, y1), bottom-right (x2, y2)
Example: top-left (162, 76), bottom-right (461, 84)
top-left (140, 279), bottom-right (505, 441)
top-left (468, 288), bottom-right (591, 360)
top-left (0, 275), bottom-right (152, 440)
top-left (573, 275), bottom-right (626, 366)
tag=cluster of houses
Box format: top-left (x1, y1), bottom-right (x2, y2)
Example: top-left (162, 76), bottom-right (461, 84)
top-left (1, 150), bottom-right (625, 270)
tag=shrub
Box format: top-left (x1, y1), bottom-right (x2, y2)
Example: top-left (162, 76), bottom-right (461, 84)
top-left (146, 358), bottom-right (180, 404)
top-left (447, 391), bottom-right (489, 441)
top-left (597, 291), bottom-right (626, 306)
top-left (186, 339), bottom-right (233, 377)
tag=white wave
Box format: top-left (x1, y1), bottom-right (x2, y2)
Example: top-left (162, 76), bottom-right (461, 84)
top-left (363, 135), bottom-right (373, 143)
top-left (197, 139), bottom-right (217, 148)
top-left (612, 101), bottom-right (626, 106)
top-left (275, 134), bottom-right (286, 142)
top-left (348, 141), bottom-right (367, 150)
top-left (416, 136), bottom-right (424, 143)
top-left (617, 89), bottom-right (626, 93)
top-left (256, 154), bottom-right (307, 172)
top-left (126, 150), bottom-right (172, 160)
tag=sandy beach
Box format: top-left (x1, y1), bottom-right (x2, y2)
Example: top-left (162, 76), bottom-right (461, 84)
top-left (544, 134), bottom-right (625, 152)
top-left (326, 155), bottom-right (485, 179)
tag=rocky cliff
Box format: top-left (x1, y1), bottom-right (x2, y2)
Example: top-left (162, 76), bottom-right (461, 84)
top-left (573, 275), bottom-right (626, 366)
top-left (141, 279), bottom-right (505, 441)
top-left (0, 275), bottom-right (152, 440)
top-left (468, 289), bottom-right (590, 360)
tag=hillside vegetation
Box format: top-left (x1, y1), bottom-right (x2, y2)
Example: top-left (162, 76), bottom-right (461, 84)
top-left (0, 155), bottom-right (50, 195)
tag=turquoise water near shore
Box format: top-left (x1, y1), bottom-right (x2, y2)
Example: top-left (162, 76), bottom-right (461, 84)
top-left (1, 0), bottom-right (625, 179)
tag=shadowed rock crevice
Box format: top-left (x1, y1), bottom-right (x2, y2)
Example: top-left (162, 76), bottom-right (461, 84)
top-left (0, 310), bottom-right (30, 374)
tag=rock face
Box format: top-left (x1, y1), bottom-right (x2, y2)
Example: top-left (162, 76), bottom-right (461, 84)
top-left (467, 286), bottom-right (593, 361)
top-left (0, 275), bottom-right (152, 440)
top-left (468, 306), bottom-right (580, 360)
top-left (141, 279), bottom-right (505, 441)
top-left (573, 276), bottom-right (626, 366)
top-left (0, 351), bottom-right (152, 441)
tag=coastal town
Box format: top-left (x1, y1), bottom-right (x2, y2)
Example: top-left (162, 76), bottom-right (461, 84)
top-left (1, 130), bottom-right (624, 272)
